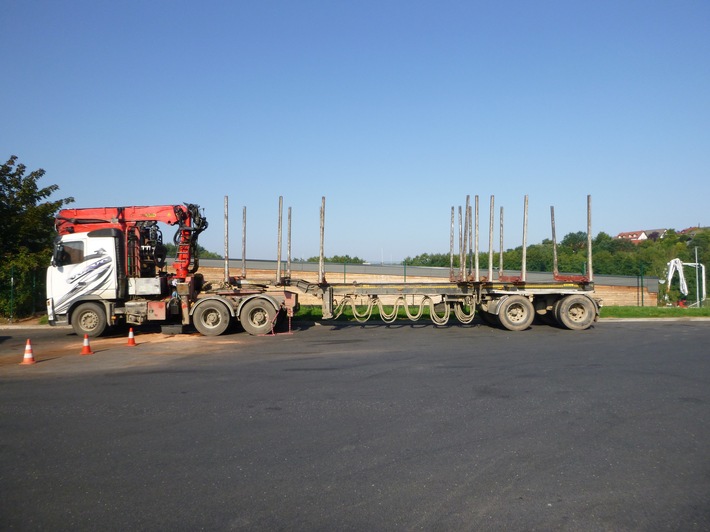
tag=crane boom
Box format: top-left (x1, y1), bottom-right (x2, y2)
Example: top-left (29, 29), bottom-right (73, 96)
top-left (55, 203), bottom-right (208, 279)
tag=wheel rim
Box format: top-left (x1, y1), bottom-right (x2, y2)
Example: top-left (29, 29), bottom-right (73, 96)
top-left (80, 311), bottom-right (99, 331)
top-left (248, 308), bottom-right (268, 327)
top-left (567, 303), bottom-right (587, 323)
top-left (506, 303), bottom-right (527, 324)
top-left (203, 308), bottom-right (223, 329)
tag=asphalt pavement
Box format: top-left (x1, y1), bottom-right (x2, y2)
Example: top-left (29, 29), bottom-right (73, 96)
top-left (1, 320), bottom-right (709, 530)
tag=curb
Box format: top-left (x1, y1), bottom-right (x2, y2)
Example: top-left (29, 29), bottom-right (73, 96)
top-left (0, 325), bottom-right (72, 330)
top-left (2, 319), bottom-right (709, 330)
top-left (599, 317), bottom-right (710, 322)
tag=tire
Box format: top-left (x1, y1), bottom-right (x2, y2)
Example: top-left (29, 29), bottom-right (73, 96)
top-left (556, 295), bottom-right (596, 330)
top-left (552, 298), bottom-right (564, 325)
top-left (240, 298), bottom-right (277, 336)
top-left (72, 302), bottom-right (108, 337)
top-left (193, 300), bottom-right (231, 336)
top-left (496, 295), bottom-right (534, 331)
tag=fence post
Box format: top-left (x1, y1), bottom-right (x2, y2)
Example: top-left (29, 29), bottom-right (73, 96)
top-left (10, 265), bottom-right (15, 323)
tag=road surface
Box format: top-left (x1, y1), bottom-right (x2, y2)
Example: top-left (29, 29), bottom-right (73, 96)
top-left (1, 320), bottom-right (709, 530)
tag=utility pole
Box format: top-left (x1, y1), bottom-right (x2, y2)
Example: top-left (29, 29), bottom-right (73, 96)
top-left (695, 246), bottom-right (700, 308)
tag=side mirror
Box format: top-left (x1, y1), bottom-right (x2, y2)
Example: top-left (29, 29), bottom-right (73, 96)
top-left (52, 242), bottom-right (65, 267)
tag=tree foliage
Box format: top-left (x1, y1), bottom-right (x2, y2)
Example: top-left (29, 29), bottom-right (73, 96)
top-left (306, 254), bottom-right (366, 264)
top-left (1, 156), bottom-right (74, 317)
top-left (164, 242), bottom-right (223, 260)
top-left (406, 228), bottom-right (709, 303)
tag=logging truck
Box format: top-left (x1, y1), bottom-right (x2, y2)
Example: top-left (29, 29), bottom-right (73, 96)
top-left (46, 204), bottom-right (296, 337)
top-left (46, 195), bottom-right (599, 337)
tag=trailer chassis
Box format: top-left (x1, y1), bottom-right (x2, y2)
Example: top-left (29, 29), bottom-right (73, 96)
top-left (287, 278), bottom-right (599, 331)
top-left (228, 193), bottom-right (601, 332)
top-left (277, 196), bottom-right (601, 331)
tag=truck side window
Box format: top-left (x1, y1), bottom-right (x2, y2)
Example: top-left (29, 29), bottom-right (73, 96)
top-left (62, 242), bottom-right (85, 265)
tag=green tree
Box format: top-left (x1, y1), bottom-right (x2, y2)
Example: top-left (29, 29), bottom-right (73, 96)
top-left (561, 231), bottom-right (588, 253)
top-left (306, 254), bottom-right (365, 264)
top-left (0, 156), bottom-right (74, 318)
top-left (526, 242), bottom-right (554, 271)
top-left (307, 227), bottom-right (708, 305)
top-left (404, 252), bottom-right (453, 267)
top-left (164, 243), bottom-right (222, 260)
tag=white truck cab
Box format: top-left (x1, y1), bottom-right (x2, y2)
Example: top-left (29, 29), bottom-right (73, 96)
top-left (46, 229), bottom-right (121, 329)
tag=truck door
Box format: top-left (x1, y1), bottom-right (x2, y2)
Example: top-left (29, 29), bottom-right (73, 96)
top-left (47, 235), bottom-right (118, 316)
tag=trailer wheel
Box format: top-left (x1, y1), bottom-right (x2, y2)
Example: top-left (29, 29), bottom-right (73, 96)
top-left (193, 300), bottom-right (231, 336)
top-left (497, 295), bottom-right (534, 331)
top-left (72, 302), bottom-right (107, 337)
top-left (240, 299), bottom-right (276, 336)
top-left (556, 295), bottom-right (596, 330)
top-left (551, 298), bottom-right (565, 326)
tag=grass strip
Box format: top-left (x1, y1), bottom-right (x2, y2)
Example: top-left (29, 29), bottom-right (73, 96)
top-left (297, 305), bottom-right (710, 321)
top-left (599, 306), bottom-right (710, 318)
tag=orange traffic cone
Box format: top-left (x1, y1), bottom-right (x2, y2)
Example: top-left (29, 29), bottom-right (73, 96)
top-left (127, 328), bottom-right (137, 347)
top-left (80, 334), bottom-right (94, 355)
top-left (20, 339), bottom-right (36, 365)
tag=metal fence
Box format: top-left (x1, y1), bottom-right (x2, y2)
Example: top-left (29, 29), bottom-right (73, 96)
top-left (0, 267), bottom-right (46, 321)
top-left (202, 259), bottom-right (661, 293)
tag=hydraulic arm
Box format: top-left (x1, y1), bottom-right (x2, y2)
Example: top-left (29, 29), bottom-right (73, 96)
top-left (55, 203), bottom-right (208, 279)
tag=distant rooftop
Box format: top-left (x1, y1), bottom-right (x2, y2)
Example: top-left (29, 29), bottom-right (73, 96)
top-left (616, 229), bottom-right (667, 243)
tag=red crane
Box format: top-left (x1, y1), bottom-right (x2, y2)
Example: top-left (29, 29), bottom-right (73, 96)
top-left (55, 204), bottom-right (208, 280)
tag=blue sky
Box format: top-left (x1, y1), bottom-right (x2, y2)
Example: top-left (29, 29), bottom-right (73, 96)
top-left (3, 1), bottom-right (709, 262)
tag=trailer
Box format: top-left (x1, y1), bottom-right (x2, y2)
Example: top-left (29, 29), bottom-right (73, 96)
top-left (286, 278), bottom-right (597, 331)
top-left (279, 194), bottom-right (600, 331)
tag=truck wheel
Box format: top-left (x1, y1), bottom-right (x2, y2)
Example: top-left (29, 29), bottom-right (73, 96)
top-left (496, 295), bottom-right (534, 331)
top-left (193, 300), bottom-right (231, 336)
top-left (72, 302), bottom-right (107, 337)
top-left (240, 299), bottom-right (276, 336)
top-left (556, 295), bottom-right (596, 330)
